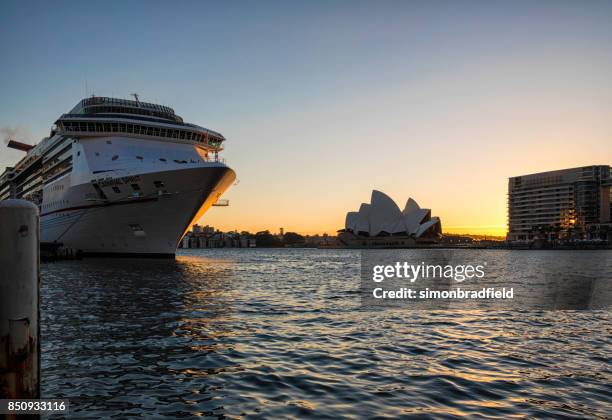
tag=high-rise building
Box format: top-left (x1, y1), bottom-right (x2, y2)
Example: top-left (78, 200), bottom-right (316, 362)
top-left (507, 165), bottom-right (611, 241)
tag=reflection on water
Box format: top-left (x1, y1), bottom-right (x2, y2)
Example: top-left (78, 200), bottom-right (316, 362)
top-left (41, 249), bottom-right (611, 418)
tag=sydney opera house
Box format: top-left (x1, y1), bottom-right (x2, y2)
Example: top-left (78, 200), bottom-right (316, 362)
top-left (338, 190), bottom-right (442, 248)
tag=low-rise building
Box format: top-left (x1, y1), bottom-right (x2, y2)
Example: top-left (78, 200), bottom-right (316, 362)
top-left (179, 226), bottom-right (256, 248)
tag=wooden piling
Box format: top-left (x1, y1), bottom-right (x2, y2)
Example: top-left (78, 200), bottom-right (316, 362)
top-left (0, 199), bottom-right (40, 399)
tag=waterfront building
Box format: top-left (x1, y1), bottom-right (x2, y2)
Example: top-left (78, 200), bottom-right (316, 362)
top-left (507, 165), bottom-right (612, 241)
top-left (180, 225), bottom-right (256, 248)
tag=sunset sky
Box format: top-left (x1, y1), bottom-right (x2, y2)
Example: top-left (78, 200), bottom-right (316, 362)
top-left (1, 1), bottom-right (611, 236)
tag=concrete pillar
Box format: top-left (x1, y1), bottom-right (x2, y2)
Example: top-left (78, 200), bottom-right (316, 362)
top-left (0, 200), bottom-right (40, 399)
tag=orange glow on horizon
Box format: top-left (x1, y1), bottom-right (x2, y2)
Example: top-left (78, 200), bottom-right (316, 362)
top-left (196, 211), bottom-right (508, 237)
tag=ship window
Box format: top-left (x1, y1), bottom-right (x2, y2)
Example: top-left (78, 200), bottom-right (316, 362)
top-left (136, 156), bottom-right (143, 160)
top-left (106, 140), bottom-right (112, 144)
top-left (159, 158), bottom-right (167, 162)
top-left (131, 183), bottom-right (141, 191)
top-left (154, 180), bottom-right (165, 188)
top-left (112, 186), bottom-right (121, 194)
top-left (104, 123), bottom-right (111, 132)
top-left (112, 155), bottom-right (119, 160)
top-left (77, 151), bottom-right (80, 156)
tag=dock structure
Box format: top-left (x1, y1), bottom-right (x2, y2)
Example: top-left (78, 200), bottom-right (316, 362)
top-left (0, 200), bottom-right (40, 399)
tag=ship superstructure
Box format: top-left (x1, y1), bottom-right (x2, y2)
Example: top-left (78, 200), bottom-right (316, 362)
top-left (0, 96), bottom-right (236, 257)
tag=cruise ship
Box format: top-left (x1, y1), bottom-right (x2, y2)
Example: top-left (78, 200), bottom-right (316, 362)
top-left (0, 96), bottom-right (236, 257)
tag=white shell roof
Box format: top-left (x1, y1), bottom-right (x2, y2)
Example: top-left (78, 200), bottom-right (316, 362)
top-left (344, 190), bottom-right (441, 238)
top-left (354, 203), bottom-right (371, 233)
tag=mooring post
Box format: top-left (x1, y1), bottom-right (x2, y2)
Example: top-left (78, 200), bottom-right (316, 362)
top-left (0, 200), bottom-right (40, 399)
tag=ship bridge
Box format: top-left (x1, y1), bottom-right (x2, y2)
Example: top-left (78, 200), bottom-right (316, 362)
top-left (69, 96), bottom-right (182, 123)
top-left (55, 96), bottom-right (226, 151)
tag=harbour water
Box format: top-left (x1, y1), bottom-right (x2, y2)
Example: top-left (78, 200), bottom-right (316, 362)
top-left (41, 249), bottom-right (611, 418)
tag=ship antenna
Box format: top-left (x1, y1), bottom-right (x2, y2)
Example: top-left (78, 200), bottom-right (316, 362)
top-left (130, 93), bottom-right (141, 106)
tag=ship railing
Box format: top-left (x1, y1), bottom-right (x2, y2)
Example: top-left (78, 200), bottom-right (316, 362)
top-left (200, 155), bottom-right (226, 164)
top-left (57, 121), bottom-right (224, 151)
top-left (212, 199), bottom-right (229, 207)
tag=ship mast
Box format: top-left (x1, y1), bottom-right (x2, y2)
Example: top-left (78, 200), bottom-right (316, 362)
top-left (130, 93), bottom-right (141, 107)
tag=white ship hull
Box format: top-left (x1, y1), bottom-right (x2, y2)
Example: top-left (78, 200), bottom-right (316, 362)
top-left (2, 96), bottom-right (237, 257)
top-left (39, 136), bottom-right (235, 257)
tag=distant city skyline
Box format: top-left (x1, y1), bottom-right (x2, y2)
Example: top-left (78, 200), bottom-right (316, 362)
top-left (2, 1), bottom-right (611, 236)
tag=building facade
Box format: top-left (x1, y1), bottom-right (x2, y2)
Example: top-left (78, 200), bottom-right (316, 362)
top-left (507, 165), bottom-right (612, 241)
top-left (180, 225), bottom-right (256, 248)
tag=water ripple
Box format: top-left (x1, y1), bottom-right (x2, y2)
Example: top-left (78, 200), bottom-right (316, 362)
top-left (40, 249), bottom-right (612, 418)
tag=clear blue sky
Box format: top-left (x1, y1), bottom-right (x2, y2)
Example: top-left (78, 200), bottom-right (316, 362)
top-left (2, 1), bottom-right (611, 234)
